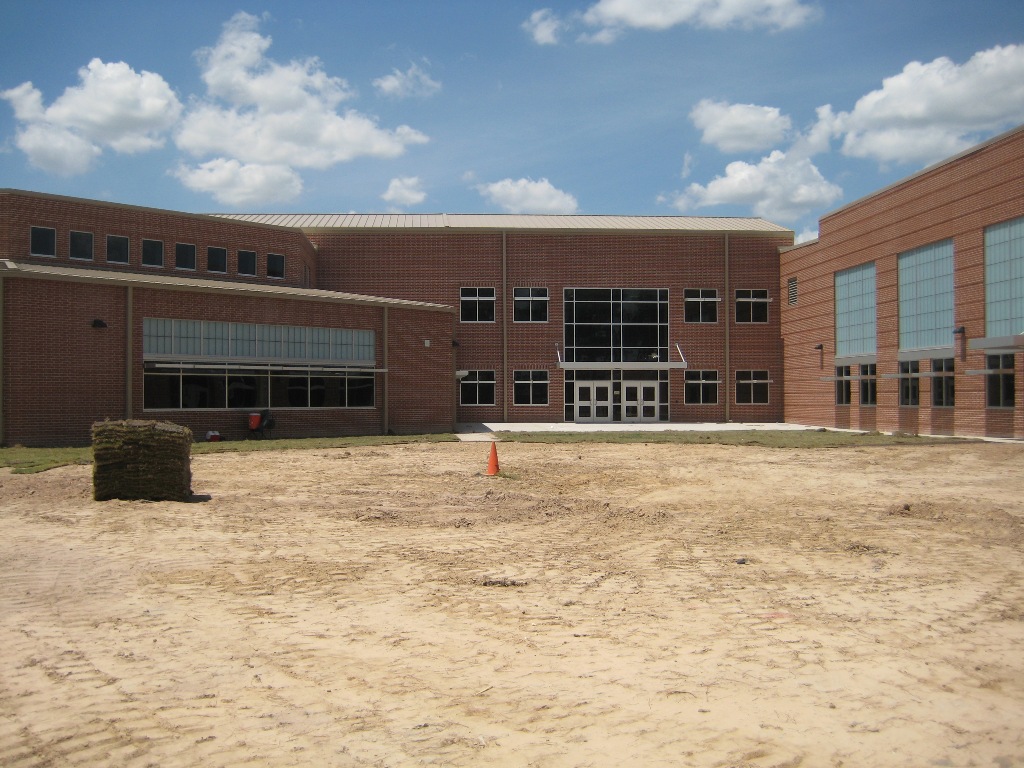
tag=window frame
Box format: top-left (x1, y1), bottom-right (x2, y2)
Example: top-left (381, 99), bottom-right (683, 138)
top-left (859, 363), bottom-right (878, 406)
top-left (460, 287), bottom-right (496, 323)
top-left (513, 369), bottom-right (549, 405)
top-left (30, 226), bottom-right (56, 257)
top-left (931, 358), bottom-right (955, 408)
top-left (207, 246), bottom-right (227, 273)
top-left (683, 369), bottom-right (719, 405)
top-left (69, 230), bottom-right (94, 261)
top-left (735, 369), bottom-right (770, 404)
top-left (513, 287), bottom-right (549, 323)
top-left (898, 360), bottom-right (920, 407)
top-left (683, 288), bottom-right (719, 324)
top-left (986, 353), bottom-right (1015, 409)
top-left (175, 242), bottom-right (197, 271)
top-left (141, 239), bottom-right (164, 268)
top-left (835, 365), bottom-right (852, 406)
top-left (238, 250), bottom-right (257, 276)
top-left (460, 370), bottom-right (496, 406)
top-left (106, 235), bottom-right (130, 264)
top-left (736, 289), bottom-right (770, 324)
top-left (267, 253), bottom-right (286, 280)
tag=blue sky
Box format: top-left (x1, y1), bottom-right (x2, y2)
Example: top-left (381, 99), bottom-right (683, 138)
top-left (2, 1), bottom-right (1023, 240)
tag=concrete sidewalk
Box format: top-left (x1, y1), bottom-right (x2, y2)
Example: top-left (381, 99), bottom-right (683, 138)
top-left (454, 421), bottom-right (819, 441)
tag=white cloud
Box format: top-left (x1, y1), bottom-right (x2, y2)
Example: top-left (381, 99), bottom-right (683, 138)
top-left (172, 158), bottom-right (302, 206)
top-left (674, 149), bottom-right (841, 223)
top-left (381, 176), bottom-right (426, 206)
top-left (835, 44), bottom-right (1024, 166)
top-left (1, 59), bottom-right (181, 174)
top-left (174, 12), bottom-right (428, 205)
top-left (523, 9), bottom-right (564, 44)
top-left (373, 63), bottom-right (441, 99)
top-left (795, 226), bottom-right (818, 244)
top-left (477, 177), bottom-right (579, 214)
top-left (690, 98), bottom-right (792, 153)
top-left (680, 151), bottom-right (694, 179)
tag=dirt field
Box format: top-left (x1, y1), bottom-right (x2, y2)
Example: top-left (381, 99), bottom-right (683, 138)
top-left (1, 439), bottom-right (1023, 767)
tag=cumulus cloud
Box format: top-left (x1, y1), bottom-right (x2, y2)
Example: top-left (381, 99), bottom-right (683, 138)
top-left (795, 226), bottom-right (819, 244)
top-left (477, 177), bottom-right (579, 214)
top-left (674, 150), bottom-right (841, 223)
top-left (174, 12), bottom-right (428, 205)
top-left (1, 59), bottom-right (181, 174)
top-left (381, 176), bottom-right (426, 207)
top-left (833, 44), bottom-right (1024, 166)
top-left (373, 62), bottom-right (441, 99)
top-left (523, 9), bottom-right (564, 44)
top-left (690, 99), bottom-right (792, 153)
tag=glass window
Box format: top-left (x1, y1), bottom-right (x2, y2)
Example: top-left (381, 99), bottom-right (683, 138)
top-left (932, 358), bottom-right (955, 407)
top-left (142, 239), bottom-right (163, 267)
top-left (206, 246), bottom-right (227, 273)
top-left (513, 370), bottom-right (549, 405)
top-left (684, 370), bottom-right (718, 404)
top-left (835, 365), bottom-right (851, 405)
top-left (985, 216), bottom-right (1024, 337)
top-left (30, 226), bottom-right (56, 256)
top-left (461, 370), bottom-right (496, 405)
top-left (106, 235), bottom-right (129, 264)
top-left (563, 287), bottom-right (668, 364)
top-left (736, 370), bottom-right (769, 404)
top-left (736, 289), bottom-right (769, 323)
top-left (513, 287), bottom-right (548, 322)
top-left (987, 354), bottom-right (1015, 408)
top-left (898, 240), bottom-right (954, 351)
top-left (684, 289), bottom-right (718, 323)
top-left (899, 360), bottom-right (920, 406)
top-left (267, 253), bottom-right (285, 279)
top-left (238, 250), bottom-right (257, 276)
top-left (860, 364), bottom-right (877, 406)
top-left (835, 263), bottom-right (877, 357)
top-left (175, 242), bottom-right (196, 270)
top-left (70, 230), bottom-right (93, 260)
top-left (461, 287), bottom-right (496, 322)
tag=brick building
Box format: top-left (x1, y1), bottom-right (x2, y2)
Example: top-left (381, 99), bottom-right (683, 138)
top-left (780, 124), bottom-right (1024, 439)
top-left (0, 190), bottom-right (792, 445)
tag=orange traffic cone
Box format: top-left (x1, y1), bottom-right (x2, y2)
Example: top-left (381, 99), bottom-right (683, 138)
top-left (486, 441), bottom-right (500, 476)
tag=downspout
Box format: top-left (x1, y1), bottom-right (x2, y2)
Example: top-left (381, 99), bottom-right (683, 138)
top-left (724, 234), bottom-right (731, 423)
top-left (382, 306), bottom-right (390, 435)
top-left (502, 230), bottom-right (509, 422)
top-left (124, 286), bottom-right (133, 418)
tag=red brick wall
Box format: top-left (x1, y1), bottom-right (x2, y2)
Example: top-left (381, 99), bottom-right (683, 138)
top-left (1, 190), bottom-right (318, 288)
top-left (780, 127), bottom-right (1024, 438)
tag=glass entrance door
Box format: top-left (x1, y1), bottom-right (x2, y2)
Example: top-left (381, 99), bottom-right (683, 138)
top-left (622, 380), bottom-right (659, 423)
top-left (575, 382), bottom-right (613, 422)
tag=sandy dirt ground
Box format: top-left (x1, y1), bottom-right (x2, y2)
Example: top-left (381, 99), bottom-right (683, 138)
top-left (1, 439), bottom-right (1023, 768)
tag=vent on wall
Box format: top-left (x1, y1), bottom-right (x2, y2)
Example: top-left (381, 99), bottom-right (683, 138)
top-left (787, 277), bottom-right (798, 306)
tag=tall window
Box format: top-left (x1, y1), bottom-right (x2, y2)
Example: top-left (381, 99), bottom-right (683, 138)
top-left (684, 289), bottom-right (718, 323)
top-left (932, 358), bottom-right (954, 407)
top-left (898, 240), bottom-right (954, 351)
top-left (513, 288), bottom-right (548, 322)
top-left (860, 364), bottom-right (877, 406)
top-left (835, 263), bottom-right (877, 357)
top-left (736, 289), bottom-right (769, 323)
top-left (563, 288), bottom-right (668, 363)
top-left (835, 365), bottom-right (851, 405)
top-left (899, 360), bottom-right (920, 406)
top-left (684, 370), bottom-right (718, 404)
top-left (461, 287), bottom-right (496, 322)
top-left (987, 354), bottom-right (1015, 408)
top-left (207, 246), bottom-right (227, 273)
top-left (70, 231), bottom-right (93, 260)
top-left (985, 216), bottom-right (1024, 337)
top-left (175, 243), bottom-right (196, 270)
top-left (107, 235), bottom-right (129, 264)
top-left (513, 370), bottom-right (549, 405)
top-left (736, 370), bottom-right (769, 404)
top-left (460, 370), bottom-right (496, 405)
top-left (30, 226), bottom-right (56, 256)
top-left (142, 239), bottom-right (164, 267)
top-left (238, 250), bottom-right (257, 276)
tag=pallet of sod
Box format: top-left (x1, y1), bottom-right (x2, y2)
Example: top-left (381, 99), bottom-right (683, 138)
top-left (92, 420), bottom-right (192, 501)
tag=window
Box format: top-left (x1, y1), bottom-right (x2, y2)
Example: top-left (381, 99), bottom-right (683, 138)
top-left (898, 240), bottom-right (954, 351)
top-left (30, 226), bottom-right (56, 256)
top-left (860, 364), bottom-right (877, 406)
top-left (513, 370), bottom-right (549, 405)
top-left (460, 370), bottom-right (496, 405)
top-left (563, 288), bottom-right (669, 364)
top-left (932, 358), bottom-right (955, 407)
top-left (207, 246), bottom-right (227, 273)
top-left (175, 243), bottom-right (196, 270)
top-left (142, 239), bottom-right (163, 267)
top-left (736, 289), bottom-right (769, 323)
top-left (513, 288), bottom-right (548, 322)
top-left (835, 365), bottom-right (852, 405)
top-left (267, 253), bottom-right (285, 279)
top-left (736, 370), bottom-right (769, 404)
top-left (987, 354), bottom-right (1015, 408)
top-left (787, 277), bottom-right (798, 306)
top-left (899, 360), bottom-right (920, 406)
top-left (70, 231), bottom-right (93, 260)
top-left (684, 289), bottom-right (718, 323)
top-left (835, 263), bottom-right (877, 357)
top-left (461, 287), bottom-right (495, 322)
top-left (106, 235), bottom-right (129, 264)
top-left (238, 250), bottom-right (257, 276)
top-left (684, 370), bottom-right (718, 404)
top-left (985, 216), bottom-right (1024, 337)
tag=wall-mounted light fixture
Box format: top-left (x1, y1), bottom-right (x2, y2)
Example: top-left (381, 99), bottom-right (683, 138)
top-left (952, 326), bottom-right (966, 335)
top-left (813, 343), bottom-right (824, 350)
top-left (91, 319), bottom-right (108, 329)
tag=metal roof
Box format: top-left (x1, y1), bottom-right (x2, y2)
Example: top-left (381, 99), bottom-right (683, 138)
top-left (0, 260), bottom-right (454, 313)
top-left (217, 212), bottom-right (792, 234)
